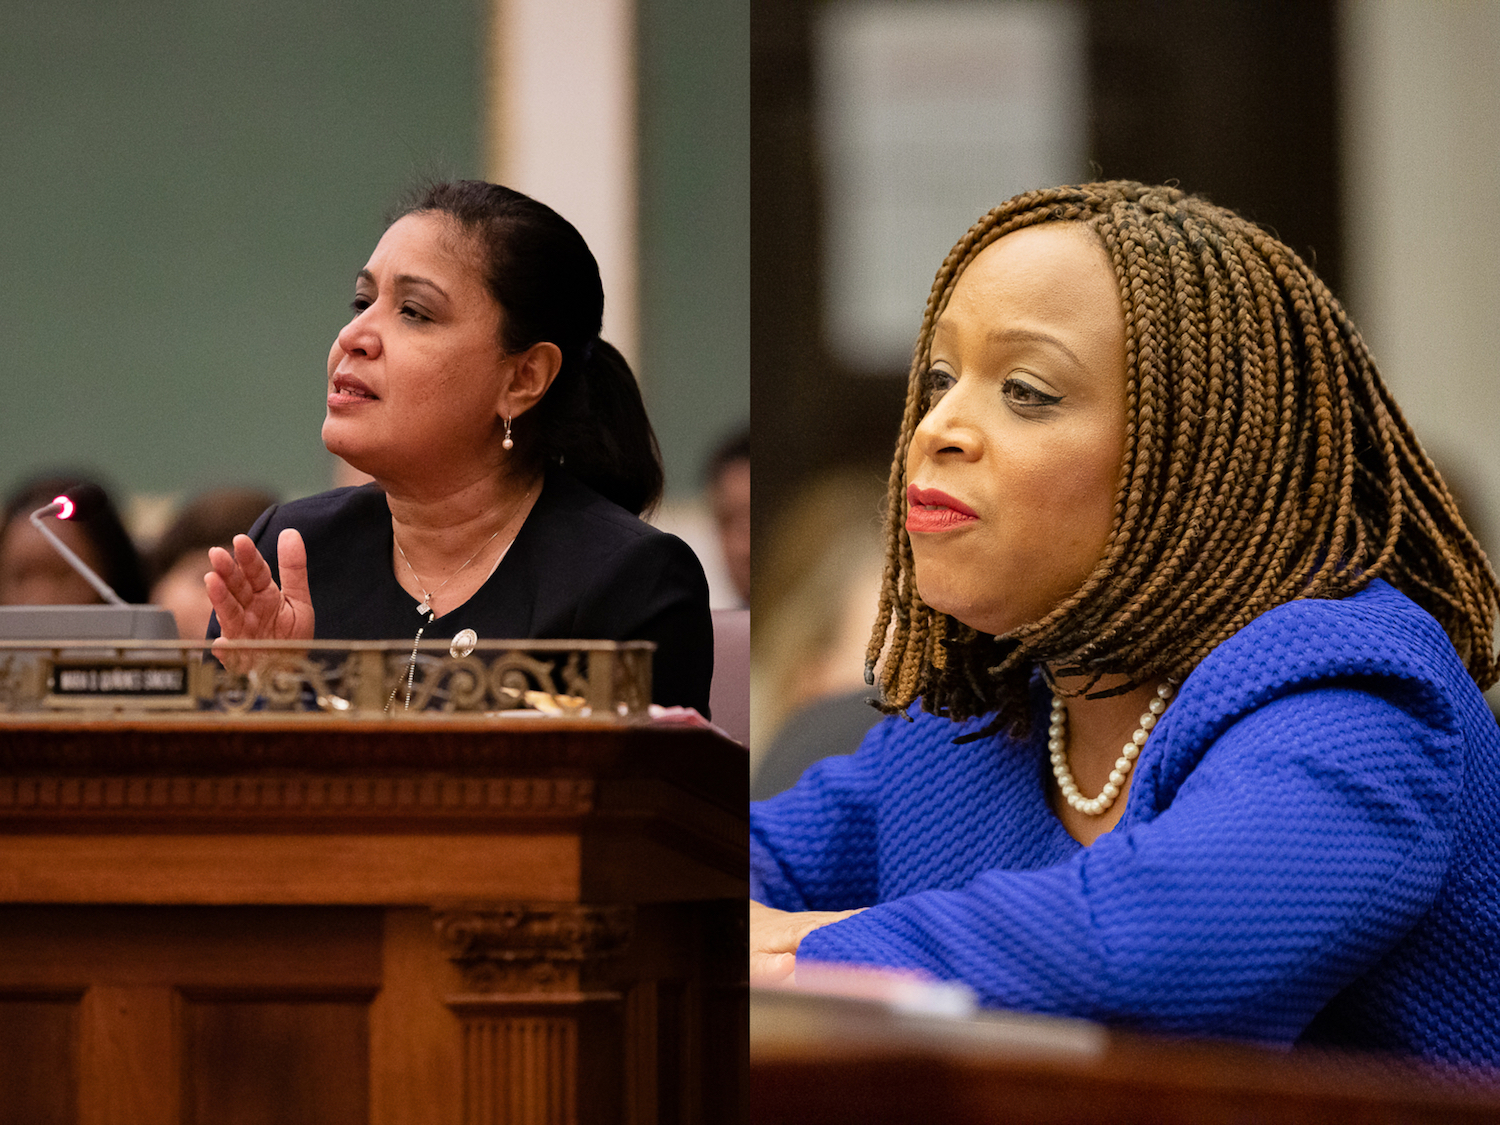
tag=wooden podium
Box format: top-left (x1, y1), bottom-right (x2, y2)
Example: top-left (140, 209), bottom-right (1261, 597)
top-left (0, 715), bottom-right (748, 1125)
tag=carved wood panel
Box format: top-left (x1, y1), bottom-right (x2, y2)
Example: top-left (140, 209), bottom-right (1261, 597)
top-left (182, 996), bottom-right (370, 1125)
top-left (0, 906), bottom-right (381, 1125)
top-left (0, 995), bottom-right (78, 1125)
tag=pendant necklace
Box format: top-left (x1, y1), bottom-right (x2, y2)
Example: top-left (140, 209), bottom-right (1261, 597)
top-left (385, 482), bottom-right (536, 711)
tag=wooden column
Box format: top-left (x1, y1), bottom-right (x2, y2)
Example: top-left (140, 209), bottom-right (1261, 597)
top-left (438, 905), bottom-right (632, 1125)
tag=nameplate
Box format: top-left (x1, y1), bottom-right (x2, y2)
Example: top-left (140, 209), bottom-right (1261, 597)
top-left (47, 661), bottom-right (194, 709)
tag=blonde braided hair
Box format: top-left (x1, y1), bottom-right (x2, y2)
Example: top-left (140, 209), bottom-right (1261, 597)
top-left (868, 182), bottom-right (1498, 735)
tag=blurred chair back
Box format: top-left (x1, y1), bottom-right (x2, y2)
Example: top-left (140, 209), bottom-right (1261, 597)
top-left (710, 607), bottom-right (750, 745)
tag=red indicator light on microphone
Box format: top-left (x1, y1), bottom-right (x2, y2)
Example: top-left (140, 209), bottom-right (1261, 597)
top-left (54, 495), bottom-right (75, 520)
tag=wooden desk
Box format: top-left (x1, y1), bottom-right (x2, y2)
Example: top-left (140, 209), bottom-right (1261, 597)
top-left (0, 715), bottom-right (748, 1125)
top-left (752, 988), bottom-right (1500, 1124)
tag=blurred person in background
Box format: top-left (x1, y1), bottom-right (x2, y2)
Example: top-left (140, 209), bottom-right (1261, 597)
top-left (147, 487), bottom-right (279, 640)
top-left (749, 468), bottom-right (886, 798)
top-left (705, 427), bottom-right (751, 607)
top-left (0, 473), bottom-right (148, 606)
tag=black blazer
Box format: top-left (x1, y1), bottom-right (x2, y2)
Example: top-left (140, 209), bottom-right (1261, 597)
top-left (212, 472), bottom-right (713, 715)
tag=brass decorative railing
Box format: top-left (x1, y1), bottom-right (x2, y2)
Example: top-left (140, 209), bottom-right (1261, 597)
top-left (0, 639), bottom-right (653, 719)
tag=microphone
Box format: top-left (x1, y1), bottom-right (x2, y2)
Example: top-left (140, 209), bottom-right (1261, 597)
top-left (28, 486), bottom-right (129, 606)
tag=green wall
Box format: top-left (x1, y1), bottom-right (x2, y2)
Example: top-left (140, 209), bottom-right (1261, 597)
top-left (0, 0), bottom-right (486, 505)
top-left (638, 0), bottom-right (751, 493)
top-left (0, 0), bottom-right (748, 510)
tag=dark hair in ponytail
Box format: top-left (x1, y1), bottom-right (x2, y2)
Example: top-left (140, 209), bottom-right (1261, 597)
top-left (398, 180), bottom-right (664, 516)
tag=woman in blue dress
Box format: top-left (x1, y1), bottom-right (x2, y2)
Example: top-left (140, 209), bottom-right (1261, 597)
top-left (750, 182), bottom-right (1500, 1066)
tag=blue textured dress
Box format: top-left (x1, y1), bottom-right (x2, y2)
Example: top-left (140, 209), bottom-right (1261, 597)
top-left (750, 580), bottom-right (1500, 1065)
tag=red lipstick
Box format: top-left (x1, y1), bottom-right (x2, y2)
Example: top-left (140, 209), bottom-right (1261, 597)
top-left (905, 485), bottom-right (979, 533)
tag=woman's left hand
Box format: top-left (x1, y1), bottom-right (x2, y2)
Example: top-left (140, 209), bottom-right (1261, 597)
top-left (750, 900), bottom-right (866, 986)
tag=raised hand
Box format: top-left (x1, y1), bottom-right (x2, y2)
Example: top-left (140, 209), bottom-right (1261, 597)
top-left (205, 529), bottom-right (315, 671)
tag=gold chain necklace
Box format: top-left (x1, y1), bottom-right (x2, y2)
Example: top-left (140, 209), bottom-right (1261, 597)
top-left (384, 481), bottom-right (537, 712)
top-left (394, 526), bottom-right (502, 619)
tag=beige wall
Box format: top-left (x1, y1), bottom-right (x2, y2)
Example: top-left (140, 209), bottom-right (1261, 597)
top-left (486, 0), bottom-right (749, 510)
top-left (489, 0), bottom-right (639, 366)
top-left (1341, 0), bottom-right (1500, 558)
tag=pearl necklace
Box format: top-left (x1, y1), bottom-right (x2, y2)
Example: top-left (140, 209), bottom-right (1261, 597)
top-left (1048, 681), bottom-right (1175, 817)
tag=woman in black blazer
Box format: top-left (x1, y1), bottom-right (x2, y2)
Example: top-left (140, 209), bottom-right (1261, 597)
top-left (205, 182), bottom-right (711, 715)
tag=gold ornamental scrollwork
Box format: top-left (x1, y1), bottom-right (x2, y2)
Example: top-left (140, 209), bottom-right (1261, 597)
top-left (0, 638), bottom-right (653, 718)
top-left (435, 904), bottom-right (633, 993)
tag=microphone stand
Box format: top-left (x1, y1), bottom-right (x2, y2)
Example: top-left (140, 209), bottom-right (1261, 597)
top-left (29, 500), bottom-right (128, 606)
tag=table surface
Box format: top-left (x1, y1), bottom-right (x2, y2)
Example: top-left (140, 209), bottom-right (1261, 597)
top-left (751, 987), bottom-right (1500, 1125)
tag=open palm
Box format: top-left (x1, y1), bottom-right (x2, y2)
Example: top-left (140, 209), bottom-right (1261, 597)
top-left (205, 529), bottom-right (315, 672)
